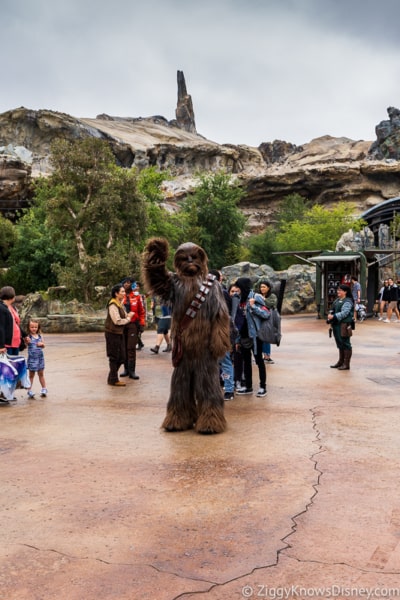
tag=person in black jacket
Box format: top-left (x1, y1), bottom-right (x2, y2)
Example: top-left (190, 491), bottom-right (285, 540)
top-left (0, 286), bottom-right (14, 354)
top-left (383, 277), bottom-right (400, 323)
top-left (209, 269), bottom-right (236, 401)
top-left (0, 286), bottom-right (16, 403)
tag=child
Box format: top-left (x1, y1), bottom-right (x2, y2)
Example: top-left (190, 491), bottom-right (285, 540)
top-left (26, 319), bottom-right (47, 398)
top-left (150, 299), bottom-right (172, 354)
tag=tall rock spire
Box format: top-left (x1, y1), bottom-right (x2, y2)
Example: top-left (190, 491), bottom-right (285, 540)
top-left (175, 70), bottom-right (196, 134)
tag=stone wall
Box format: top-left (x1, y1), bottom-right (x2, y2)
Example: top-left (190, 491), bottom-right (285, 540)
top-left (222, 262), bottom-right (317, 314)
top-left (279, 265), bottom-right (317, 313)
top-left (17, 264), bottom-right (317, 333)
top-left (19, 293), bottom-right (106, 333)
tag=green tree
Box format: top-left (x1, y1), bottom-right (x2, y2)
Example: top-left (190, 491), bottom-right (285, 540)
top-left (275, 202), bottom-right (365, 266)
top-left (36, 138), bottom-right (148, 301)
top-left (0, 214), bottom-right (17, 266)
top-left (245, 194), bottom-right (311, 269)
top-left (180, 172), bottom-right (246, 268)
top-left (246, 226), bottom-right (281, 269)
top-left (3, 201), bottom-right (67, 294)
top-left (136, 167), bottom-right (196, 268)
top-left (137, 166), bottom-right (169, 204)
top-left (390, 214), bottom-right (400, 241)
top-left (137, 166), bottom-right (184, 242)
top-left (275, 193), bottom-right (312, 227)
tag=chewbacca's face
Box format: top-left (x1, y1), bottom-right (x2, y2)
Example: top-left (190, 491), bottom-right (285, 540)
top-left (174, 243), bottom-right (208, 278)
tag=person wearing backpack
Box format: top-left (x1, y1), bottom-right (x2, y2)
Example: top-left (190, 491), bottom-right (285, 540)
top-left (233, 277), bottom-right (268, 398)
top-left (256, 279), bottom-right (277, 364)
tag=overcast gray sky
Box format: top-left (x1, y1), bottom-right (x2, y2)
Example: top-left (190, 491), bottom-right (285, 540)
top-left (2, 0), bottom-right (400, 147)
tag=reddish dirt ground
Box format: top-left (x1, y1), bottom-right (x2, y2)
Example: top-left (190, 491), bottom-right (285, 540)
top-left (1, 315), bottom-right (400, 599)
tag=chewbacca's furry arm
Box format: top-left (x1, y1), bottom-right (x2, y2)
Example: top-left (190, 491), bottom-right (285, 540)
top-left (142, 237), bottom-right (173, 300)
top-left (209, 310), bottom-right (231, 359)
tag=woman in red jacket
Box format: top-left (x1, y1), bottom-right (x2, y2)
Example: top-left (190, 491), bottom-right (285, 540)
top-left (120, 278), bottom-right (145, 379)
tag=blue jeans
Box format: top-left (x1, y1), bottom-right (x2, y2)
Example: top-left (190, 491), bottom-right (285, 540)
top-left (262, 342), bottom-right (271, 356)
top-left (219, 351), bottom-right (234, 393)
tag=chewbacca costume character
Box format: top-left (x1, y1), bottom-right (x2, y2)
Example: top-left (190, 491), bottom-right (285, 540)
top-left (142, 238), bottom-right (231, 434)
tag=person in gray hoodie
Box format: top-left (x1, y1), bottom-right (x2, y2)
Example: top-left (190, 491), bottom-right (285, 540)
top-left (233, 277), bottom-right (268, 398)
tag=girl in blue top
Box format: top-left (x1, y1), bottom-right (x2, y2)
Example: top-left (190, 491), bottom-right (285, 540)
top-left (26, 319), bottom-right (47, 398)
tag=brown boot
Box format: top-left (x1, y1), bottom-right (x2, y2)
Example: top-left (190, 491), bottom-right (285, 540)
top-left (150, 345), bottom-right (160, 354)
top-left (162, 344), bottom-right (172, 352)
top-left (338, 349), bottom-right (352, 370)
top-left (330, 349), bottom-right (344, 368)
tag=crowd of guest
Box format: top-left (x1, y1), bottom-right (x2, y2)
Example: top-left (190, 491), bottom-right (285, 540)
top-left (3, 270), bottom-right (400, 405)
top-left (102, 271), bottom-right (280, 399)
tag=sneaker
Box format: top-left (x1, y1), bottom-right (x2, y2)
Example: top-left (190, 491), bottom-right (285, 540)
top-left (40, 388), bottom-right (48, 397)
top-left (265, 358), bottom-right (275, 364)
top-left (383, 319), bottom-right (390, 323)
top-left (378, 317), bottom-right (383, 321)
top-left (237, 387), bottom-right (253, 395)
top-left (27, 391), bottom-right (35, 398)
top-left (224, 391), bottom-right (234, 401)
top-left (256, 388), bottom-right (267, 397)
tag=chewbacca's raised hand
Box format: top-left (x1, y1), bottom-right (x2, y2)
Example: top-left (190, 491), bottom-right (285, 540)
top-left (144, 237), bottom-right (169, 265)
top-left (142, 237), bottom-right (172, 299)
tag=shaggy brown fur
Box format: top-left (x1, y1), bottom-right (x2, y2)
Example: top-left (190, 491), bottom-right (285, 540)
top-left (142, 238), bottom-right (231, 434)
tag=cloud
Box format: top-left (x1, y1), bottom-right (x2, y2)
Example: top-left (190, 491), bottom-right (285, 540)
top-left (1, 0), bottom-right (400, 146)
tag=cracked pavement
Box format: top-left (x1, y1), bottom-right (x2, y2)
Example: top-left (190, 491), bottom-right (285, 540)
top-left (1, 316), bottom-right (400, 599)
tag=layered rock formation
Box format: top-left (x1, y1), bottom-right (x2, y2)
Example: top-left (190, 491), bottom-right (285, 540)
top-left (0, 145), bottom-right (33, 218)
top-left (1, 92), bottom-right (400, 231)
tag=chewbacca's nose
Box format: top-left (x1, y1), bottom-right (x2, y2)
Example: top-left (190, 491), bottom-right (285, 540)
top-left (187, 255), bottom-right (193, 262)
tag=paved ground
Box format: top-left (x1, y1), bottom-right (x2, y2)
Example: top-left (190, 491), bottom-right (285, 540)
top-left (1, 315), bottom-right (400, 600)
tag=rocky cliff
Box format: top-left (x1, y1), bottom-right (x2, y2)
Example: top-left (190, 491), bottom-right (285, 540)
top-left (1, 100), bottom-right (400, 230)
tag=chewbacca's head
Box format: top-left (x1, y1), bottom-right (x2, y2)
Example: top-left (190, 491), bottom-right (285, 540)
top-left (174, 242), bottom-right (208, 279)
